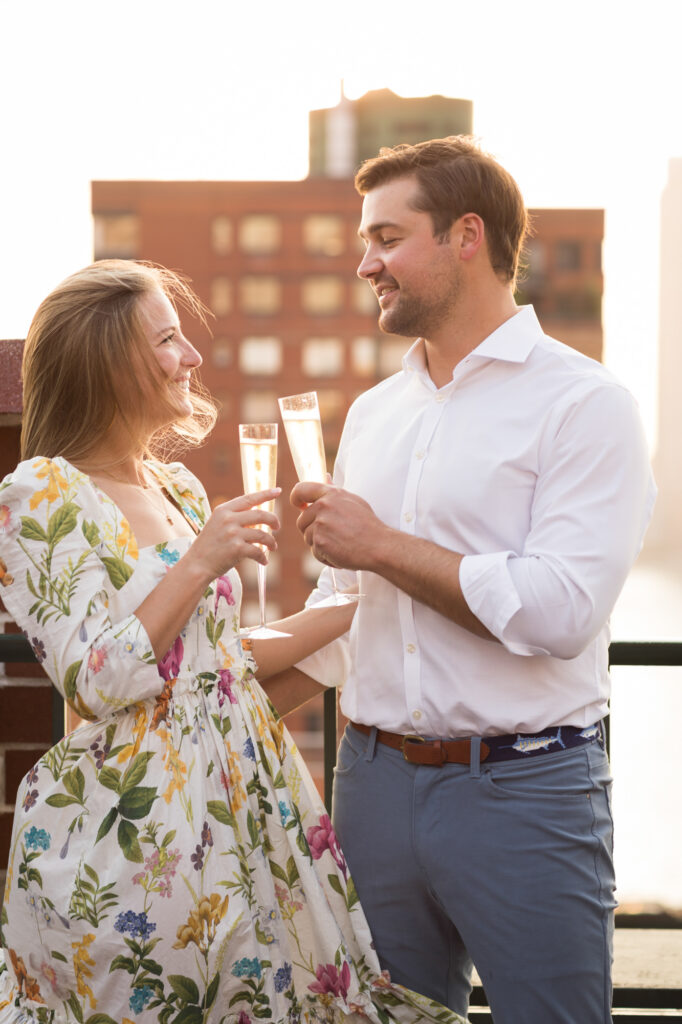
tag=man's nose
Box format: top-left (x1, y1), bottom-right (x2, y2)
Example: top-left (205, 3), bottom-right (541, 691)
top-left (357, 247), bottom-right (383, 280)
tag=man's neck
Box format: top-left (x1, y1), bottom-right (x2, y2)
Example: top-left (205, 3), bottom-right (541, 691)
top-left (424, 290), bottom-right (520, 389)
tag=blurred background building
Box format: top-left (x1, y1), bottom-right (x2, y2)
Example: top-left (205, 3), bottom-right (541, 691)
top-left (91, 89), bottom-right (604, 789)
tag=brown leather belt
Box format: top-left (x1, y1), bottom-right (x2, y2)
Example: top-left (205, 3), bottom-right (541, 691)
top-left (350, 721), bottom-right (491, 765)
top-left (349, 720), bottom-right (604, 765)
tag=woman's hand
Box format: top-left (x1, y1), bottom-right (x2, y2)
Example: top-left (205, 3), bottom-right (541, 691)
top-left (184, 489), bottom-right (281, 583)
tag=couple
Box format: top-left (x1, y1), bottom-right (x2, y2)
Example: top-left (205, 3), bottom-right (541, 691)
top-left (0, 137), bottom-right (655, 1024)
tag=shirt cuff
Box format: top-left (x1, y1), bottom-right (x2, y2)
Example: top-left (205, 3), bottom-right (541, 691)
top-left (460, 551), bottom-right (524, 642)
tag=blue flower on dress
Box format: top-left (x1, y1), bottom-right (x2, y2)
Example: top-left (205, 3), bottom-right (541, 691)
top-left (243, 737), bottom-right (256, 762)
top-left (114, 910), bottom-right (157, 939)
top-left (24, 827), bottom-right (51, 851)
top-left (278, 801), bottom-right (292, 823)
top-left (129, 984), bottom-right (154, 1012)
top-left (232, 957), bottom-right (262, 979)
top-left (157, 544), bottom-right (180, 566)
top-left (274, 963), bottom-right (292, 993)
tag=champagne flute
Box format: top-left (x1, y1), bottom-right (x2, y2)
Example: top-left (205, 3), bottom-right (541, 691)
top-left (238, 423), bottom-right (291, 638)
top-left (278, 391), bottom-right (361, 606)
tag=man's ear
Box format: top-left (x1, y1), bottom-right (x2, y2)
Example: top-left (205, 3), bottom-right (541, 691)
top-left (457, 213), bottom-right (485, 262)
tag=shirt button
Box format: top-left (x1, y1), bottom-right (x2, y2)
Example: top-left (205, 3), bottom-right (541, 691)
top-left (415, 450), bottom-right (425, 460)
top-left (435, 394), bottom-right (445, 403)
top-left (404, 512), bottom-right (413, 523)
top-left (406, 643), bottom-right (416, 654)
top-left (412, 709), bottom-right (422, 721)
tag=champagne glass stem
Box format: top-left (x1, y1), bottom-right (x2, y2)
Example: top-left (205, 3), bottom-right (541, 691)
top-left (257, 562), bottom-right (268, 631)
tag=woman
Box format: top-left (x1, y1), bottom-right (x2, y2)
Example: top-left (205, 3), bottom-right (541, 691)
top-left (0, 261), bottom-right (464, 1024)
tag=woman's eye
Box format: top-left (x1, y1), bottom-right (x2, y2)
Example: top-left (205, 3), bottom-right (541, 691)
top-left (161, 333), bottom-right (175, 345)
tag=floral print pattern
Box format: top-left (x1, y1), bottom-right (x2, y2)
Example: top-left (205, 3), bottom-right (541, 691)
top-left (0, 457), bottom-right (465, 1024)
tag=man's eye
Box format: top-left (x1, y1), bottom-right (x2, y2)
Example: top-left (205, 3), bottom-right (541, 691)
top-left (380, 237), bottom-right (398, 246)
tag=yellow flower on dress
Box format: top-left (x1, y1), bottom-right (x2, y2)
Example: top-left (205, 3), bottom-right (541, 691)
top-left (161, 731), bottom-right (188, 805)
top-left (116, 518), bottom-right (138, 561)
top-left (116, 705), bottom-right (148, 764)
top-left (72, 934), bottom-right (97, 1009)
top-left (224, 741), bottom-right (246, 811)
top-left (28, 460), bottom-right (68, 510)
top-left (173, 893), bottom-right (229, 954)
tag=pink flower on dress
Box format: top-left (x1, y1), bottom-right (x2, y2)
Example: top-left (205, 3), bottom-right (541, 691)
top-left (217, 668), bottom-right (237, 706)
top-left (158, 635), bottom-right (184, 681)
top-left (214, 574), bottom-right (236, 613)
top-left (306, 814), bottom-right (347, 877)
top-left (308, 961), bottom-right (351, 999)
top-left (87, 646), bottom-right (106, 674)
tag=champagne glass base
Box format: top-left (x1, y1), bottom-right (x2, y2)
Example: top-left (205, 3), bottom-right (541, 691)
top-left (314, 592), bottom-right (363, 607)
top-left (243, 625), bottom-right (293, 639)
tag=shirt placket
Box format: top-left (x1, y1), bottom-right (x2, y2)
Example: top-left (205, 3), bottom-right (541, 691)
top-left (397, 388), bottom-right (452, 734)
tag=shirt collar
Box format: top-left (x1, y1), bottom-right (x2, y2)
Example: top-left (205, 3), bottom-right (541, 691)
top-left (402, 305), bottom-right (544, 379)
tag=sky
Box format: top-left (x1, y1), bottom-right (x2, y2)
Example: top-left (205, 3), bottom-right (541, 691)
top-left (1, 0), bottom-right (681, 444)
top-left (2, 0), bottom-right (682, 905)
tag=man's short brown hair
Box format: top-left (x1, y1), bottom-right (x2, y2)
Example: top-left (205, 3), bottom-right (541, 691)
top-left (354, 136), bottom-right (528, 285)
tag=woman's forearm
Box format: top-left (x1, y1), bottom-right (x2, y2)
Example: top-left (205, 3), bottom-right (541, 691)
top-left (249, 601), bottom-right (355, 679)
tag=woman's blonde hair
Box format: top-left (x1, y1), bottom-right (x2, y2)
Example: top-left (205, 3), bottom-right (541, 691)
top-left (21, 260), bottom-right (217, 462)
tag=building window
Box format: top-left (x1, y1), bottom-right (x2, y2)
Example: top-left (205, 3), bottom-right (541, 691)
top-left (211, 215), bottom-right (233, 254)
top-left (301, 275), bottom-right (344, 315)
top-left (213, 444), bottom-right (231, 475)
top-left (303, 215), bottom-right (345, 256)
top-left (555, 241), bottom-right (582, 272)
top-left (352, 336), bottom-right (378, 376)
top-left (93, 213), bottom-right (139, 259)
top-left (210, 277), bottom-right (233, 316)
top-left (378, 338), bottom-right (410, 378)
top-left (239, 215), bottom-right (282, 254)
top-left (240, 390), bottom-right (279, 422)
top-left (352, 279), bottom-right (378, 315)
top-left (239, 337), bottom-right (282, 376)
top-left (212, 337), bottom-right (232, 369)
top-left (240, 276), bottom-right (282, 315)
top-left (302, 337), bottom-right (344, 377)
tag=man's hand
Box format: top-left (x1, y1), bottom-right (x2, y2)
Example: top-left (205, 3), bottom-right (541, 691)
top-left (290, 481), bottom-right (388, 571)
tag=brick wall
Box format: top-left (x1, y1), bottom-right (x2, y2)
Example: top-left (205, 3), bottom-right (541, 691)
top-left (0, 340), bottom-right (54, 894)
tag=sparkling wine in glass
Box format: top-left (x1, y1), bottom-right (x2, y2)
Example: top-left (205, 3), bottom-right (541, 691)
top-left (239, 423), bottom-right (290, 638)
top-left (278, 391), bottom-right (360, 606)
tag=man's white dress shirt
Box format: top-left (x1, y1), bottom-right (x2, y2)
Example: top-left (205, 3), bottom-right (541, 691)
top-left (298, 307), bottom-right (656, 737)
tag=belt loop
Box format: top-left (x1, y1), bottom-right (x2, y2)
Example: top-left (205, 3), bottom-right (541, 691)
top-left (469, 736), bottom-right (482, 778)
top-left (365, 726), bottom-right (378, 762)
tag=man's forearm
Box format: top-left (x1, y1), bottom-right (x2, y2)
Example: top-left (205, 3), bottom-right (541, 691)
top-left (370, 527), bottom-right (496, 641)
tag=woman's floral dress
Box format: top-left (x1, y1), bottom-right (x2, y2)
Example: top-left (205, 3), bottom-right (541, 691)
top-left (0, 458), bottom-right (464, 1024)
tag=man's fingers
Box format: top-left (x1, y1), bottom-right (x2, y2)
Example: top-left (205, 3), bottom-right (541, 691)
top-left (290, 481), bottom-right (329, 508)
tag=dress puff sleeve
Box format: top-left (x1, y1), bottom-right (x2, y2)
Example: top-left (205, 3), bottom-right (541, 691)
top-left (0, 457), bottom-right (165, 722)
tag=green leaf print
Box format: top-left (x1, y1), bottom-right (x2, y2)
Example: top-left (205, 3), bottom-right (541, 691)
top-left (47, 502), bottom-right (79, 545)
top-left (81, 519), bottom-right (100, 546)
top-left (118, 786), bottom-right (157, 820)
top-left (121, 751), bottom-right (155, 791)
top-left (68, 990), bottom-right (84, 1022)
top-left (205, 972), bottom-right (220, 1008)
top-left (117, 818), bottom-right (143, 862)
top-left (45, 793), bottom-right (82, 809)
top-left (20, 516), bottom-right (48, 543)
top-left (109, 954), bottom-right (136, 974)
top-left (63, 766), bottom-right (86, 802)
top-left (85, 1015), bottom-right (119, 1024)
top-left (169, 974), bottom-right (200, 1004)
top-left (95, 806), bottom-right (118, 844)
top-left (100, 555), bottom-right (134, 590)
top-left (268, 860), bottom-right (288, 885)
top-left (285, 855), bottom-right (300, 889)
top-left (97, 766), bottom-right (122, 793)
top-left (172, 1007), bottom-right (203, 1024)
top-left (206, 799), bottom-right (237, 829)
top-left (62, 660), bottom-right (82, 703)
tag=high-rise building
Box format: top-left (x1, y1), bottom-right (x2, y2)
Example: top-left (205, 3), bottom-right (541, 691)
top-left (92, 90), bottom-right (604, 787)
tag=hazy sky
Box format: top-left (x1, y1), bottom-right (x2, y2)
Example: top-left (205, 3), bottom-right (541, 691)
top-left (1, 0), bottom-right (680, 440)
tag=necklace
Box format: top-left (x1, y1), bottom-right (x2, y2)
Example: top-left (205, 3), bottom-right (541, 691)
top-left (91, 465), bottom-right (175, 526)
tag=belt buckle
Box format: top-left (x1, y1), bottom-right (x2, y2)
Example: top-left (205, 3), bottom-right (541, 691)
top-left (400, 734), bottom-right (426, 762)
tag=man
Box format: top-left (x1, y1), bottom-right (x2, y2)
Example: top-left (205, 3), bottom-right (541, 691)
top-left (291, 137), bottom-right (656, 1024)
